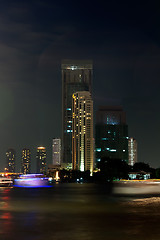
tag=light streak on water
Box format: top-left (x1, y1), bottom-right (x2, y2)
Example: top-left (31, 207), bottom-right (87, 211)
top-left (113, 180), bottom-right (160, 195)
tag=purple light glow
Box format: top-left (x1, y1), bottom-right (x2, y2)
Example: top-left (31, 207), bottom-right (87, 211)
top-left (19, 174), bottom-right (44, 178)
top-left (14, 174), bottom-right (51, 188)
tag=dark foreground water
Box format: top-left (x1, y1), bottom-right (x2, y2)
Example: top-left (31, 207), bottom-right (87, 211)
top-left (0, 183), bottom-right (160, 240)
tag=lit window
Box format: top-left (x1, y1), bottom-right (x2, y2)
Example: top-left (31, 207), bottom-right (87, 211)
top-left (67, 130), bottom-right (73, 133)
top-left (96, 148), bottom-right (101, 152)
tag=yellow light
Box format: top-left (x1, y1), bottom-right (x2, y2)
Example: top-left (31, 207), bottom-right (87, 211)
top-left (37, 147), bottom-right (45, 150)
top-left (55, 171), bottom-right (60, 181)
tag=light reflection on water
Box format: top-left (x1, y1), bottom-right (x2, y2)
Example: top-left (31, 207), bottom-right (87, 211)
top-left (0, 184), bottom-right (160, 240)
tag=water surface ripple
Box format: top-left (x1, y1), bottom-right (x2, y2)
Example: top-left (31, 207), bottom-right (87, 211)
top-left (0, 183), bottom-right (160, 240)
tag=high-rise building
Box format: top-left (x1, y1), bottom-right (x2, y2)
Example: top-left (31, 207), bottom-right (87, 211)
top-left (128, 137), bottom-right (137, 166)
top-left (62, 60), bottom-right (93, 164)
top-left (6, 148), bottom-right (16, 173)
top-left (21, 148), bottom-right (31, 174)
top-left (95, 106), bottom-right (128, 165)
top-left (52, 138), bottom-right (61, 165)
top-left (36, 147), bottom-right (46, 174)
top-left (72, 91), bottom-right (94, 175)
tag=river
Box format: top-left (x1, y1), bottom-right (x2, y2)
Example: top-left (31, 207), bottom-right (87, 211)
top-left (0, 183), bottom-right (160, 240)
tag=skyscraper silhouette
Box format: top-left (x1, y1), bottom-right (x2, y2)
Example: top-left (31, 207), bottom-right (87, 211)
top-left (6, 148), bottom-right (15, 173)
top-left (62, 60), bottom-right (92, 164)
top-left (95, 106), bottom-right (128, 165)
top-left (72, 91), bottom-right (94, 175)
top-left (21, 148), bottom-right (31, 174)
top-left (128, 137), bottom-right (137, 166)
top-left (52, 138), bottom-right (61, 165)
top-left (36, 147), bottom-right (46, 174)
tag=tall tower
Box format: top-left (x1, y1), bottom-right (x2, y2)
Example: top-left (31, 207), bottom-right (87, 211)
top-left (36, 147), bottom-right (46, 174)
top-left (52, 138), bottom-right (61, 165)
top-left (95, 106), bottom-right (128, 165)
top-left (21, 148), bottom-right (31, 174)
top-left (62, 60), bottom-right (93, 164)
top-left (6, 148), bottom-right (15, 173)
top-left (128, 137), bottom-right (137, 166)
top-left (72, 91), bottom-right (94, 175)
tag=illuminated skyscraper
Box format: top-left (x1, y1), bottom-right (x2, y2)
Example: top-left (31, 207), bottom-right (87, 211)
top-left (128, 137), bottom-right (137, 166)
top-left (21, 148), bottom-right (31, 174)
top-left (36, 147), bottom-right (46, 174)
top-left (52, 138), bottom-right (61, 165)
top-left (6, 148), bottom-right (15, 173)
top-left (72, 91), bottom-right (94, 175)
top-left (62, 60), bottom-right (93, 164)
top-left (95, 106), bottom-right (128, 165)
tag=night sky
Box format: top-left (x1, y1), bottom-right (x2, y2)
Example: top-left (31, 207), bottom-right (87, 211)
top-left (0, 0), bottom-right (160, 172)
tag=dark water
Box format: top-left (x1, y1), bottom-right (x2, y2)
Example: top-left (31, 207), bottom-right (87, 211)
top-left (0, 183), bottom-right (160, 240)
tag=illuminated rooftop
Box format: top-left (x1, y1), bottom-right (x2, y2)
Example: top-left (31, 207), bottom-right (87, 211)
top-left (61, 59), bottom-right (93, 70)
top-left (37, 147), bottom-right (46, 150)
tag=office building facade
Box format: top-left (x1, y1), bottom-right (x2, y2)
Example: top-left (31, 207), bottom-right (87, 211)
top-left (62, 60), bottom-right (93, 164)
top-left (21, 148), bottom-right (31, 174)
top-left (72, 91), bottom-right (94, 174)
top-left (36, 147), bottom-right (46, 174)
top-left (52, 138), bottom-right (61, 165)
top-left (128, 137), bottom-right (137, 166)
top-left (6, 148), bottom-right (16, 173)
top-left (95, 106), bottom-right (128, 165)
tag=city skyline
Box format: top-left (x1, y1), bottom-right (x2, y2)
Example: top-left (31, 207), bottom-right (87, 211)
top-left (0, 2), bottom-right (159, 239)
top-left (0, 1), bottom-right (159, 170)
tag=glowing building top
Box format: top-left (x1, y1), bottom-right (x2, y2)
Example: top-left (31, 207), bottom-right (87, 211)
top-left (62, 59), bottom-right (92, 71)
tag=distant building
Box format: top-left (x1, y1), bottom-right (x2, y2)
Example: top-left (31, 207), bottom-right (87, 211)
top-left (52, 139), bottom-right (61, 165)
top-left (21, 148), bottom-right (31, 174)
top-left (6, 148), bottom-right (16, 173)
top-left (128, 137), bottom-right (137, 166)
top-left (95, 106), bottom-right (128, 166)
top-left (36, 147), bottom-right (46, 174)
top-left (61, 162), bottom-right (72, 170)
top-left (47, 164), bottom-right (60, 181)
top-left (62, 60), bottom-right (93, 165)
top-left (128, 171), bottom-right (150, 180)
top-left (72, 91), bottom-right (94, 175)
